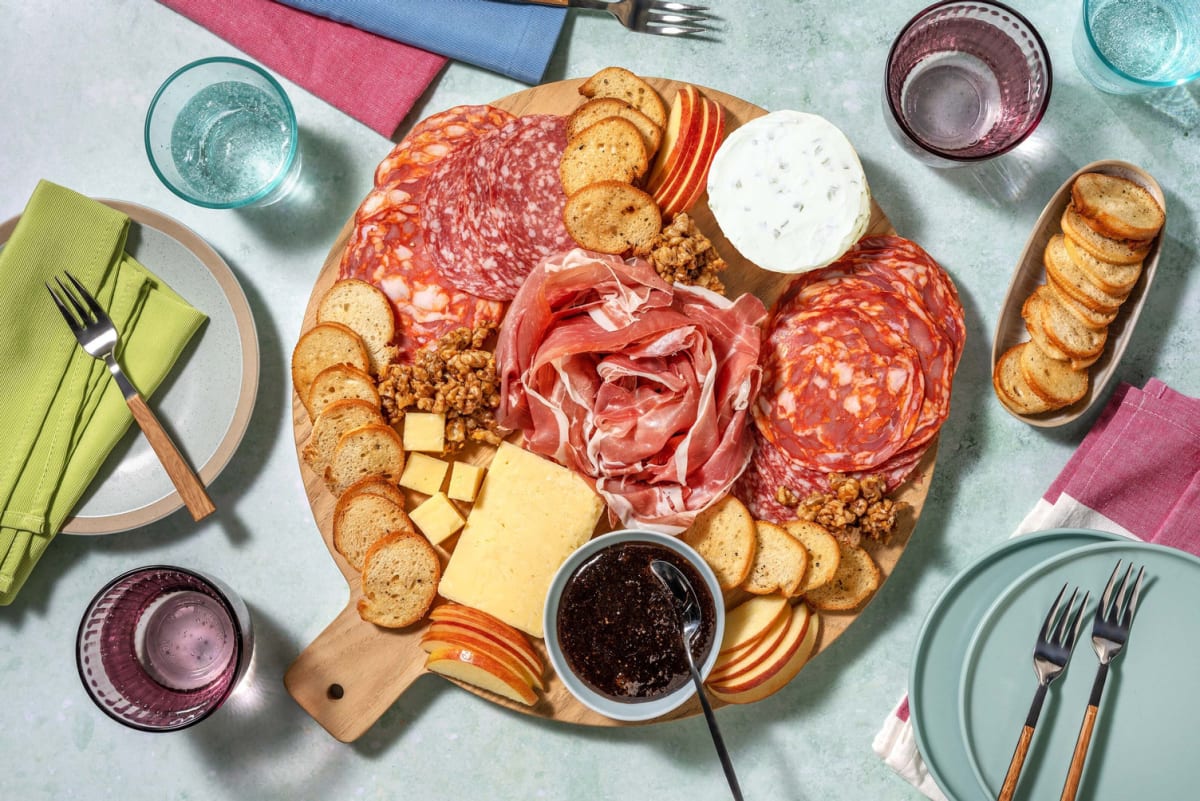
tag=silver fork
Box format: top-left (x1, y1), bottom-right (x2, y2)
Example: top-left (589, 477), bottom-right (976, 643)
top-left (47, 272), bottom-right (215, 522)
top-left (1059, 561), bottom-right (1145, 801)
top-left (998, 583), bottom-right (1090, 801)
top-left (520, 0), bottom-right (712, 36)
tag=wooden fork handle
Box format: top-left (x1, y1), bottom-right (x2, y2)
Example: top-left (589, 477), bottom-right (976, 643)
top-left (126, 393), bottom-right (216, 521)
top-left (1059, 704), bottom-right (1099, 801)
top-left (999, 724), bottom-right (1035, 801)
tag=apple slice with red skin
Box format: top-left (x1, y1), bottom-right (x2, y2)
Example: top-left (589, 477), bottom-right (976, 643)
top-left (708, 603), bottom-right (808, 685)
top-left (654, 95), bottom-right (726, 217)
top-left (645, 85), bottom-right (702, 192)
top-left (425, 645), bottom-right (539, 707)
top-left (421, 624), bottom-right (545, 691)
top-left (428, 604), bottom-right (542, 674)
top-left (706, 607), bottom-right (821, 704)
top-left (719, 594), bottom-right (791, 658)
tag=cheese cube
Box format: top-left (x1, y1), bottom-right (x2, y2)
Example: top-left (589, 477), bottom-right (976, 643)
top-left (438, 442), bottom-right (603, 637)
top-left (409, 492), bottom-right (465, 546)
top-left (399, 452), bottom-right (449, 495)
top-left (403, 412), bottom-right (445, 452)
top-left (447, 461), bottom-right (485, 503)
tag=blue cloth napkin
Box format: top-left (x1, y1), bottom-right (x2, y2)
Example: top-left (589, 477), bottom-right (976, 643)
top-left (274, 0), bottom-right (567, 84)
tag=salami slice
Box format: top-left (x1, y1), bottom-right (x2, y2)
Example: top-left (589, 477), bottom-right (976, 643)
top-left (374, 105), bottom-right (514, 188)
top-left (747, 235), bottom-right (964, 496)
top-left (423, 115), bottom-right (574, 302)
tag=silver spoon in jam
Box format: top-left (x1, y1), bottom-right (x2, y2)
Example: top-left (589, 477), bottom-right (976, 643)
top-left (650, 559), bottom-right (744, 801)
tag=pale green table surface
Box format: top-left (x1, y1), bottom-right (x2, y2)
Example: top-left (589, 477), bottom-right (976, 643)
top-left (2, 2), bottom-right (1197, 800)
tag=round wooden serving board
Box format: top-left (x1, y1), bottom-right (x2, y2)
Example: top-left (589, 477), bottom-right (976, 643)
top-left (284, 78), bottom-right (936, 742)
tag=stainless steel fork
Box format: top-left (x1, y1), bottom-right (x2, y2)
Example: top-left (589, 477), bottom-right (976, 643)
top-left (47, 272), bottom-right (215, 522)
top-left (1059, 561), bottom-right (1145, 801)
top-left (521, 0), bottom-right (712, 36)
top-left (998, 583), bottom-right (1090, 801)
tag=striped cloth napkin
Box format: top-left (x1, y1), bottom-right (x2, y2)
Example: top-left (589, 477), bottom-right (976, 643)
top-left (873, 378), bottom-right (1200, 798)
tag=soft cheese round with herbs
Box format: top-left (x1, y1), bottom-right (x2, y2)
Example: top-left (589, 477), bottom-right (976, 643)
top-left (706, 110), bottom-right (871, 274)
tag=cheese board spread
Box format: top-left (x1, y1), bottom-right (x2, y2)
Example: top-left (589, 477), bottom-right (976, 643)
top-left (285, 75), bottom-right (958, 741)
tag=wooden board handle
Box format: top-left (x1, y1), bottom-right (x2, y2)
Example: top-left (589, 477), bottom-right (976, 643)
top-left (127, 393), bottom-right (215, 521)
top-left (284, 602), bottom-right (429, 742)
top-left (1059, 704), bottom-right (1099, 801)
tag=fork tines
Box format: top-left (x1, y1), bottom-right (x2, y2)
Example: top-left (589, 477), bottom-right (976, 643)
top-left (46, 271), bottom-right (106, 330)
top-left (1041, 583), bottom-right (1090, 652)
top-left (1099, 560), bottom-right (1145, 628)
top-left (645, 1), bottom-right (712, 36)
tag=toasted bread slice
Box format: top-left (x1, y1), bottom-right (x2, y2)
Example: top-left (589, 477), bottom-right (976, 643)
top-left (993, 343), bottom-right (1055, 415)
top-left (1071, 173), bottom-right (1164, 241)
top-left (333, 491), bottom-right (415, 571)
top-left (316, 279), bottom-right (399, 377)
top-left (743, 520), bottom-right (809, 597)
top-left (339, 475), bottom-right (408, 508)
top-left (783, 520), bottom-right (842, 594)
top-left (1046, 274), bottom-right (1119, 330)
top-left (306, 363), bottom-right (381, 419)
top-left (1022, 289), bottom-right (1072, 363)
top-left (567, 97), bottom-right (663, 156)
top-left (1063, 233), bottom-right (1142, 296)
top-left (563, 181), bottom-right (662, 254)
top-left (303, 398), bottom-right (384, 477)
top-left (1036, 285), bottom-right (1107, 367)
top-left (325, 423), bottom-right (406, 496)
top-left (1061, 206), bottom-right (1151, 266)
top-left (1044, 234), bottom-right (1128, 312)
top-left (681, 494), bottom-right (756, 590)
top-left (1019, 338), bottom-right (1088, 407)
top-left (291, 322), bottom-right (370, 415)
top-left (560, 117), bottom-right (650, 197)
top-left (357, 530), bottom-right (441, 628)
top-left (579, 67), bottom-right (667, 129)
top-left (804, 541), bottom-right (880, 611)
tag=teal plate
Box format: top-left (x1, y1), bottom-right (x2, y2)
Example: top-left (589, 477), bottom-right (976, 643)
top-left (960, 541), bottom-right (1200, 800)
top-left (909, 528), bottom-right (1121, 801)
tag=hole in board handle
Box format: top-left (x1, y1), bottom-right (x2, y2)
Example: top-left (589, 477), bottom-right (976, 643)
top-left (327, 683), bottom-right (344, 700)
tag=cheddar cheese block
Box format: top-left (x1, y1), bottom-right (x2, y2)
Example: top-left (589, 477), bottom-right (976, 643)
top-left (438, 442), bottom-right (603, 637)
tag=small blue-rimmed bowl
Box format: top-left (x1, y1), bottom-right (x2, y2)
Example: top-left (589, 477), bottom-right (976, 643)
top-left (543, 529), bottom-right (725, 722)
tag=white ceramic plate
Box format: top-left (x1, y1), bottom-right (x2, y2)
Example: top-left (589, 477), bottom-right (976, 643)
top-left (0, 200), bottom-right (259, 533)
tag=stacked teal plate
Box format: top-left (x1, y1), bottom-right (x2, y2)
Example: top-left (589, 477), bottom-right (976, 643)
top-left (908, 529), bottom-right (1120, 800)
top-left (959, 541), bottom-right (1200, 800)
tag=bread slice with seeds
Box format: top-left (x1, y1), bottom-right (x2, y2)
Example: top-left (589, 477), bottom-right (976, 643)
top-left (1019, 338), bottom-right (1089, 407)
top-left (804, 541), bottom-right (880, 612)
top-left (1071, 173), bottom-right (1164, 241)
top-left (682, 495), bottom-right (756, 590)
top-left (993, 343), bottom-right (1054, 415)
top-left (567, 97), bottom-right (663, 156)
top-left (1061, 206), bottom-right (1151, 266)
top-left (783, 520), bottom-right (842, 594)
top-left (742, 520), bottom-right (809, 597)
top-left (579, 67), bottom-right (668, 129)
top-left (559, 117), bottom-right (650, 196)
top-left (333, 491), bottom-right (416, 571)
top-left (563, 180), bottom-right (662, 254)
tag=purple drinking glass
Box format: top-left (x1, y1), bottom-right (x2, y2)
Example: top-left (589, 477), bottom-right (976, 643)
top-left (76, 565), bottom-right (253, 732)
top-left (884, 0), bottom-right (1052, 167)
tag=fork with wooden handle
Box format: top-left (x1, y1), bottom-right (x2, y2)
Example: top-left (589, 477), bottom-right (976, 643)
top-left (47, 272), bottom-right (215, 522)
top-left (1059, 561), bottom-right (1145, 801)
top-left (998, 584), bottom-right (1090, 801)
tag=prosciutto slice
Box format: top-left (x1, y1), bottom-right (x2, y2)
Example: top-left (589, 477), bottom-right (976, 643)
top-left (496, 249), bottom-right (767, 533)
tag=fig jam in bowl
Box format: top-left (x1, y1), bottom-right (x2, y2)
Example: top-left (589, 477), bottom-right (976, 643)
top-left (544, 529), bottom-right (724, 722)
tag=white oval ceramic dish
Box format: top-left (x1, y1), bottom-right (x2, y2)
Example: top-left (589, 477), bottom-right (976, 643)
top-left (543, 529), bottom-right (725, 723)
top-left (991, 159), bottom-right (1165, 427)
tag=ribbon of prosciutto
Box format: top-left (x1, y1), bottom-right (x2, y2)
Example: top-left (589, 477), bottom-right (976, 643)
top-left (496, 249), bottom-right (767, 534)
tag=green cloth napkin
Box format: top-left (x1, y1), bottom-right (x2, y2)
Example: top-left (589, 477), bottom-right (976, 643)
top-left (0, 181), bottom-right (207, 605)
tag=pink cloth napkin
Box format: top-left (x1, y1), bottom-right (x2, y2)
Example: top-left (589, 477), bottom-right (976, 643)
top-left (874, 378), bottom-right (1200, 799)
top-left (158, 0), bottom-right (447, 137)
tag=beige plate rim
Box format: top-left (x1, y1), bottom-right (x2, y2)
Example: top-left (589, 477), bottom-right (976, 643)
top-left (0, 199), bottom-right (260, 534)
top-left (990, 159), bottom-right (1165, 427)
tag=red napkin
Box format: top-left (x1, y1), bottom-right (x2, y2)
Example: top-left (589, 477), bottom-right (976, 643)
top-left (158, 0), bottom-right (447, 137)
